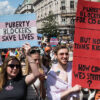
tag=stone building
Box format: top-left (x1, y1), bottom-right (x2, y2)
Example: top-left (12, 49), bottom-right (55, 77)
top-left (15, 0), bottom-right (35, 14)
top-left (33, 0), bottom-right (77, 40)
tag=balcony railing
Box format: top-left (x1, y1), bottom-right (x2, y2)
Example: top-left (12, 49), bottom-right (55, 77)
top-left (15, 4), bottom-right (34, 14)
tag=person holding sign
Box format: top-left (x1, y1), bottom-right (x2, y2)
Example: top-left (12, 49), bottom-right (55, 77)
top-left (0, 43), bottom-right (41, 100)
top-left (46, 45), bottom-right (82, 100)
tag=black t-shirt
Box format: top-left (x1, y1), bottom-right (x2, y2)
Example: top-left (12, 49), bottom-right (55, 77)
top-left (0, 76), bottom-right (27, 100)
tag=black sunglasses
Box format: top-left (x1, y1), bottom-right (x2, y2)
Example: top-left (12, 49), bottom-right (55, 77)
top-left (30, 49), bottom-right (40, 54)
top-left (8, 64), bottom-right (20, 69)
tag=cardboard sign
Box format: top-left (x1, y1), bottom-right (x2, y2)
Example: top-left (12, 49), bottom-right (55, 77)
top-left (75, 0), bottom-right (100, 30)
top-left (72, 0), bottom-right (100, 89)
top-left (74, 28), bottom-right (100, 58)
top-left (73, 57), bottom-right (100, 89)
top-left (0, 14), bottom-right (39, 49)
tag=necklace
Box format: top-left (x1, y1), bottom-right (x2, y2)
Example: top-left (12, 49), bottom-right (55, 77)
top-left (5, 80), bottom-right (14, 91)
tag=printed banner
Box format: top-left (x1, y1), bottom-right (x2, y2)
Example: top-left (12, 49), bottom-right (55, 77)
top-left (72, 0), bottom-right (100, 89)
top-left (0, 14), bottom-right (39, 49)
top-left (50, 37), bottom-right (58, 46)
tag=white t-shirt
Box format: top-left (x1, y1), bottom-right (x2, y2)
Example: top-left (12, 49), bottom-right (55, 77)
top-left (9, 51), bottom-right (16, 56)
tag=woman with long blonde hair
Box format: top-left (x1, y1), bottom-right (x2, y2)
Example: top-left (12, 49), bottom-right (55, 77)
top-left (0, 43), bottom-right (41, 100)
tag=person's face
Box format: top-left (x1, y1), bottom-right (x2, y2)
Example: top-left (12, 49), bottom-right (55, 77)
top-left (56, 48), bottom-right (69, 65)
top-left (31, 53), bottom-right (40, 65)
top-left (7, 60), bottom-right (20, 79)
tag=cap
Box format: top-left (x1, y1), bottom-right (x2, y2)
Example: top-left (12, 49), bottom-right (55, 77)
top-left (45, 47), bottom-right (51, 52)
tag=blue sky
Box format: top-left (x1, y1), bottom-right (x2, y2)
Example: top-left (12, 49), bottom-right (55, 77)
top-left (0, 0), bottom-right (24, 15)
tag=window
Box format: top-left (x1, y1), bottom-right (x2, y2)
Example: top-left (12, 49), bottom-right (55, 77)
top-left (62, 18), bottom-right (66, 22)
top-left (70, 18), bottom-right (75, 24)
top-left (61, 17), bottom-right (66, 25)
top-left (61, 0), bottom-right (65, 6)
top-left (49, 11), bottom-right (52, 14)
top-left (49, 5), bottom-right (51, 8)
top-left (70, 1), bottom-right (74, 8)
top-left (60, 6), bottom-right (66, 10)
top-left (60, 0), bottom-right (66, 10)
top-left (45, 13), bottom-right (47, 16)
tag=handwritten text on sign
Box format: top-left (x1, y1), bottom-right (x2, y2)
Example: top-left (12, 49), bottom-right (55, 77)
top-left (75, 0), bottom-right (100, 29)
top-left (72, 0), bottom-right (100, 89)
top-left (73, 57), bottom-right (100, 89)
top-left (0, 33), bottom-right (37, 42)
top-left (0, 20), bottom-right (36, 35)
top-left (0, 14), bottom-right (38, 48)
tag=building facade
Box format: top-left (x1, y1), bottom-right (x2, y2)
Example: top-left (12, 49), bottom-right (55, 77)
top-left (15, 0), bottom-right (35, 14)
top-left (34, 0), bottom-right (77, 40)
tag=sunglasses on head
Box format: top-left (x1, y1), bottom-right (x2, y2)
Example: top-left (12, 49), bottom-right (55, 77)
top-left (8, 64), bottom-right (20, 69)
top-left (30, 49), bottom-right (40, 54)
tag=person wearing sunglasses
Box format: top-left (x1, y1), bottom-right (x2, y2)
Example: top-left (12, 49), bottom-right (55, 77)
top-left (46, 45), bottom-right (82, 100)
top-left (26, 47), bottom-right (46, 100)
top-left (0, 43), bottom-right (41, 100)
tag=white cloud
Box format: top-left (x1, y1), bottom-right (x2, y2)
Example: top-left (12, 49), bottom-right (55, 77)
top-left (0, 1), bottom-right (15, 15)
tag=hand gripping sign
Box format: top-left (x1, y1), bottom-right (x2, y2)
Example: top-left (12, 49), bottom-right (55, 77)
top-left (72, 0), bottom-right (100, 89)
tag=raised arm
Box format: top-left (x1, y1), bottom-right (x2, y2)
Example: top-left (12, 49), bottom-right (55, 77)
top-left (23, 43), bottom-right (40, 85)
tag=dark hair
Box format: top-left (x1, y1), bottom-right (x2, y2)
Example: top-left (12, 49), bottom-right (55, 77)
top-left (42, 55), bottom-right (51, 66)
top-left (54, 45), bottom-right (69, 55)
top-left (30, 49), bottom-right (40, 54)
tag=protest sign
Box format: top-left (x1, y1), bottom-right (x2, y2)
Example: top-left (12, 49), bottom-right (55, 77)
top-left (0, 14), bottom-right (39, 49)
top-left (72, 0), bottom-right (100, 89)
top-left (50, 37), bottom-right (58, 46)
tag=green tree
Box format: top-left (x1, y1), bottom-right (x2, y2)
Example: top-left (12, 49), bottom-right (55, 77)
top-left (41, 12), bottom-right (59, 38)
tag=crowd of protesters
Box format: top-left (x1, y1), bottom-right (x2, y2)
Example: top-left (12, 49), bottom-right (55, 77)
top-left (0, 41), bottom-right (99, 100)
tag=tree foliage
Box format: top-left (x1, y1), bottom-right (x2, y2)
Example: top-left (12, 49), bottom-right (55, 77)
top-left (41, 12), bottom-right (59, 38)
